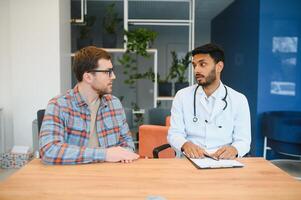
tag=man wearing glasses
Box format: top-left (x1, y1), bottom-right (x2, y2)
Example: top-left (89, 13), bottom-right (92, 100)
top-left (39, 46), bottom-right (139, 165)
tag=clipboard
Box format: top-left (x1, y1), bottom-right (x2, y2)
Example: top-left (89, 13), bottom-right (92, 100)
top-left (184, 154), bottom-right (244, 169)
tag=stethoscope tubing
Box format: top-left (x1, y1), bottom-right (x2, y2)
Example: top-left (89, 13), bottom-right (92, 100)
top-left (193, 85), bottom-right (228, 122)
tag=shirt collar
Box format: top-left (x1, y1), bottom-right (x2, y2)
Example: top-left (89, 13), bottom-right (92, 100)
top-left (100, 95), bottom-right (109, 108)
top-left (73, 84), bottom-right (88, 107)
top-left (211, 81), bottom-right (225, 99)
top-left (73, 84), bottom-right (108, 108)
top-left (196, 81), bottom-right (225, 99)
top-left (196, 84), bottom-right (206, 97)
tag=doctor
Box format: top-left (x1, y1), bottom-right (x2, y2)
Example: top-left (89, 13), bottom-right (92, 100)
top-left (167, 43), bottom-right (251, 159)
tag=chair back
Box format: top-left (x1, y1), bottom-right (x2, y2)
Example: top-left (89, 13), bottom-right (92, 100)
top-left (124, 108), bottom-right (133, 130)
top-left (148, 108), bottom-right (171, 126)
top-left (139, 125), bottom-right (175, 158)
top-left (165, 116), bottom-right (171, 126)
top-left (262, 111), bottom-right (301, 156)
top-left (37, 109), bottom-right (45, 134)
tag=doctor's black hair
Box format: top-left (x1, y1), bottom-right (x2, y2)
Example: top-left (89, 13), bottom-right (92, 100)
top-left (191, 43), bottom-right (225, 64)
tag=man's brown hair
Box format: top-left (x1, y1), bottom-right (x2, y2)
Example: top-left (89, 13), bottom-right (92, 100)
top-left (73, 46), bottom-right (111, 82)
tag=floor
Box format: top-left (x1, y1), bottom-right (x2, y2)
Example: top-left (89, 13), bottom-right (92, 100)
top-left (0, 168), bottom-right (19, 181)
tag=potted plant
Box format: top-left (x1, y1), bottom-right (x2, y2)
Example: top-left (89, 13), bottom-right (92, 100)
top-left (102, 3), bottom-right (122, 48)
top-left (119, 28), bottom-right (158, 88)
top-left (118, 52), bottom-right (137, 88)
top-left (118, 28), bottom-right (158, 124)
top-left (77, 15), bottom-right (96, 50)
top-left (124, 28), bottom-right (157, 57)
top-left (158, 73), bottom-right (173, 97)
top-left (170, 51), bottom-right (191, 94)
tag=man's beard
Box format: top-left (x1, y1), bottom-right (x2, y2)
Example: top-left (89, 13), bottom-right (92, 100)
top-left (196, 67), bottom-right (217, 87)
top-left (91, 84), bottom-right (111, 97)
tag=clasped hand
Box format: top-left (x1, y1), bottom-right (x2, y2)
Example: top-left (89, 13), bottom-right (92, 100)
top-left (181, 142), bottom-right (238, 160)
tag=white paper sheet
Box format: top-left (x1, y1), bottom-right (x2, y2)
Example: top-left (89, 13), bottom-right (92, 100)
top-left (189, 157), bottom-right (244, 169)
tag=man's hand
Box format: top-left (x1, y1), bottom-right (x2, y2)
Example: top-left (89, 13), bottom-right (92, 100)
top-left (211, 146), bottom-right (238, 160)
top-left (105, 146), bottom-right (139, 163)
top-left (181, 141), bottom-right (208, 158)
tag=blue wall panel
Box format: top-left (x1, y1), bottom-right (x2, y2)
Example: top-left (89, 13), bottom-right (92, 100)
top-left (211, 0), bottom-right (260, 155)
top-left (258, 0), bottom-right (301, 112)
top-left (212, 0), bottom-right (301, 156)
top-left (257, 0), bottom-right (301, 156)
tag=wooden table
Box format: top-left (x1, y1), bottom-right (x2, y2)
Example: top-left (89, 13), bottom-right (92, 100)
top-left (0, 158), bottom-right (300, 200)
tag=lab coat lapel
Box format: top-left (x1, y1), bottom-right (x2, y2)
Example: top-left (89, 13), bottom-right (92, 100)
top-left (210, 98), bottom-right (225, 121)
top-left (198, 86), bottom-right (211, 115)
top-left (210, 83), bottom-right (226, 121)
top-left (199, 96), bottom-right (210, 115)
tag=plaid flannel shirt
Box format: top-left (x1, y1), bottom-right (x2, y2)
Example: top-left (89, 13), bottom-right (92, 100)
top-left (39, 85), bottom-right (135, 165)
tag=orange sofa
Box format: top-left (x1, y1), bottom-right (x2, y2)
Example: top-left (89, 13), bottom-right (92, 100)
top-left (138, 116), bottom-right (175, 158)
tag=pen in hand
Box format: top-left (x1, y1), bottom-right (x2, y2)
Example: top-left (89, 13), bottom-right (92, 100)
top-left (204, 152), bottom-right (219, 161)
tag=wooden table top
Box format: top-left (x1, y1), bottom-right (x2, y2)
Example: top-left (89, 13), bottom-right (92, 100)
top-left (0, 157), bottom-right (300, 200)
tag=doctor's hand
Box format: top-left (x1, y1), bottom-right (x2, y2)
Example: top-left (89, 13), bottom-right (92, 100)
top-left (181, 142), bottom-right (208, 158)
top-left (211, 146), bottom-right (238, 160)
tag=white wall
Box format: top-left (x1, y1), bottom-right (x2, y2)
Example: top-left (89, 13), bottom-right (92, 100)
top-left (59, 0), bottom-right (72, 93)
top-left (0, 0), bottom-right (14, 153)
top-left (0, 0), bottom-right (71, 150)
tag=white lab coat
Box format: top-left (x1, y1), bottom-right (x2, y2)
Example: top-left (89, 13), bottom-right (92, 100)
top-left (167, 82), bottom-right (251, 157)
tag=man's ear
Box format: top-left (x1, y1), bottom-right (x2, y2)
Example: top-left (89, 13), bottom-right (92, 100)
top-left (83, 72), bottom-right (93, 83)
top-left (216, 61), bottom-right (224, 73)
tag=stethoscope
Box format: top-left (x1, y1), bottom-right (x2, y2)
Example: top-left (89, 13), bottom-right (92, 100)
top-left (192, 85), bottom-right (228, 123)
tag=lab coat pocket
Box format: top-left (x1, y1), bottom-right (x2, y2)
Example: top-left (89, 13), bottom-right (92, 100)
top-left (215, 116), bottom-right (234, 139)
top-left (187, 121), bottom-right (206, 138)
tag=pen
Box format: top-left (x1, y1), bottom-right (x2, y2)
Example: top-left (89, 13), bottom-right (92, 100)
top-left (204, 153), bottom-right (219, 161)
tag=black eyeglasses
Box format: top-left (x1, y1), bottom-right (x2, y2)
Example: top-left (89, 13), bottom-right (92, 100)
top-left (88, 68), bottom-right (114, 77)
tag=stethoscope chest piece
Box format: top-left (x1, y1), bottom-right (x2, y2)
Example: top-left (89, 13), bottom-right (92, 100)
top-left (193, 117), bottom-right (198, 122)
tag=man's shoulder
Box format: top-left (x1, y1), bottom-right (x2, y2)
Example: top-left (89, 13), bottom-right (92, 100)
top-left (48, 89), bottom-right (74, 107)
top-left (225, 85), bottom-right (248, 102)
top-left (103, 94), bottom-right (119, 102)
top-left (103, 95), bottom-right (123, 107)
top-left (175, 84), bottom-right (196, 97)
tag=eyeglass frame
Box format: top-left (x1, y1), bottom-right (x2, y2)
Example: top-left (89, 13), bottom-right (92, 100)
top-left (88, 68), bottom-right (114, 77)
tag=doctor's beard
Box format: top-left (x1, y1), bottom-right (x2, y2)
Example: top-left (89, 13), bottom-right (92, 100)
top-left (195, 67), bottom-right (217, 87)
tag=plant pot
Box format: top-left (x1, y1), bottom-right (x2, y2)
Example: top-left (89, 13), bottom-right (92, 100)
top-left (77, 38), bottom-right (93, 50)
top-left (102, 32), bottom-right (117, 48)
top-left (175, 82), bottom-right (189, 94)
top-left (158, 82), bottom-right (172, 97)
